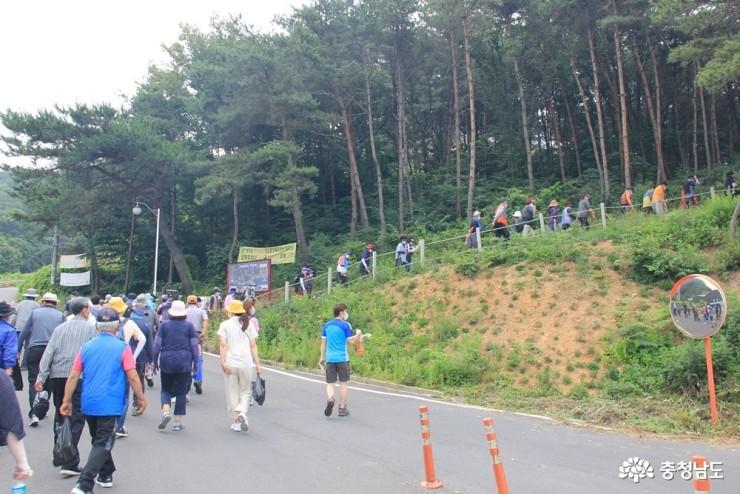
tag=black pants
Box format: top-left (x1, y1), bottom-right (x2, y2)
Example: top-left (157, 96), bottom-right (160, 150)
top-left (493, 222), bottom-right (510, 239)
top-left (26, 345), bottom-right (47, 416)
top-left (132, 363), bottom-right (146, 409)
top-left (49, 377), bottom-right (85, 469)
top-left (79, 415), bottom-right (117, 491)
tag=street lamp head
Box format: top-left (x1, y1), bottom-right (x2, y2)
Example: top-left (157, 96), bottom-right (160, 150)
top-left (132, 205), bottom-right (143, 216)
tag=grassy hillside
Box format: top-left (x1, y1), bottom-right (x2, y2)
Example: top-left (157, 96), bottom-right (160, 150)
top-left (233, 197), bottom-right (740, 437)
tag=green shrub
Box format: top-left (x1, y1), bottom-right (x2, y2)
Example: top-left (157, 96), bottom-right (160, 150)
top-left (430, 318), bottom-right (459, 343)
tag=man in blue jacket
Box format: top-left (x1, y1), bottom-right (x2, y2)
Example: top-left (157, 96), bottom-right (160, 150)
top-left (0, 302), bottom-right (18, 376)
top-left (61, 308), bottom-right (147, 494)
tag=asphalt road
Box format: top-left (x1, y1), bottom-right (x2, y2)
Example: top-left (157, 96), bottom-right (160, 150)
top-left (4, 355), bottom-right (739, 494)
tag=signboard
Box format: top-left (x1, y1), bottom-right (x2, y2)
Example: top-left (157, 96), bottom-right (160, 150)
top-left (227, 260), bottom-right (272, 293)
top-left (59, 254), bottom-right (89, 269)
top-left (238, 243), bottom-right (296, 265)
top-left (60, 271), bottom-right (91, 287)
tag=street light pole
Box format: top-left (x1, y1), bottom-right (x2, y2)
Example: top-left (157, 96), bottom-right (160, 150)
top-left (153, 207), bottom-right (160, 295)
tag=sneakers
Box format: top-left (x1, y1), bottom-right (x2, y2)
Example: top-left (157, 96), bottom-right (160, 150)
top-left (131, 407), bottom-right (143, 417)
top-left (115, 426), bottom-right (128, 438)
top-left (230, 423), bottom-right (241, 432)
top-left (194, 381), bottom-right (202, 394)
top-left (95, 475), bottom-right (113, 488)
top-left (60, 466), bottom-right (82, 477)
top-left (324, 398), bottom-right (335, 417)
top-left (237, 413), bottom-right (249, 432)
top-left (338, 406), bottom-right (350, 417)
top-left (70, 485), bottom-right (92, 494)
top-left (145, 377), bottom-right (154, 388)
top-left (158, 412), bottom-right (171, 430)
top-left (28, 415), bottom-right (40, 427)
top-left (172, 422), bottom-right (184, 432)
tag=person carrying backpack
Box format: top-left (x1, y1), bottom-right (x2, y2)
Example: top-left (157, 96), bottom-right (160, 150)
top-left (561, 202), bottom-right (574, 230)
top-left (395, 237), bottom-right (413, 272)
top-left (336, 251), bottom-right (351, 285)
top-left (106, 297), bottom-right (147, 438)
top-left (466, 210), bottom-right (482, 248)
top-left (492, 201), bottom-right (510, 239)
top-left (520, 197), bottom-right (537, 236)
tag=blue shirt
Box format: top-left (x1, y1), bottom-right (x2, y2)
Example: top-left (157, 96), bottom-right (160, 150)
top-left (0, 320), bottom-right (18, 369)
top-left (76, 333), bottom-right (132, 416)
top-left (322, 319), bottom-right (353, 363)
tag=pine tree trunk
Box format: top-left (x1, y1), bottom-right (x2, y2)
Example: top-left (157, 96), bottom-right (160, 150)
top-left (363, 52), bottom-right (386, 233)
top-left (228, 188), bottom-right (238, 264)
top-left (571, 57), bottom-right (605, 197)
top-left (157, 213), bottom-right (194, 295)
top-left (632, 42), bottom-right (665, 182)
top-left (350, 182), bottom-right (357, 233)
top-left (513, 56), bottom-right (535, 193)
top-left (674, 95), bottom-right (688, 170)
top-left (282, 124), bottom-right (309, 262)
top-left (699, 82), bottom-right (712, 170)
top-left (394, 53), bottom-right (406, 232)
top-left (339, 97), bottom-right (369, 231)
top-left (548, 98), bottom-right (566, 183)
top-left (692, 74), bottom-right (699, 173)
top-left (563, 94), bottom-right (582, 176)
top-left (449, 33), bottom-right (463, 219)
top-left (649, 37), bottom-right (668, 181)
top-left (462, 16), bottom-right (477, 218)
top-left (710, 94), bottom-right (720, 163)
top-left (588, 29), bottom-right (610, 199)
top-left (611, 9), bottom-right (631, 189)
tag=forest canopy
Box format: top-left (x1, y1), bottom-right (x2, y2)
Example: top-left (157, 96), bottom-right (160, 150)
top-left (1, 0), bottom-right (738, 294)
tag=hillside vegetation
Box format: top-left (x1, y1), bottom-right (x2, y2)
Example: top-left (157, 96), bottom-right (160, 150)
top-left (245, 197), bottom-right (740, 437)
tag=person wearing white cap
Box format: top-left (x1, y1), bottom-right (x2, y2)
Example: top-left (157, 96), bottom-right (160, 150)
top-left (467, 210), bottom-right (483, 248)
top-left (17, 292), bottom-right (64, 426)
top-left (152, 300), bottom-right (199, 431)
top-left (512, 210), bottom-right (524, 234)
top-left (11, 289), bottom-right (39, 341)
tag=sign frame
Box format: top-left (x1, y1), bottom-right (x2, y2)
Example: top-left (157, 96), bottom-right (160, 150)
top-left (226, 259), bottom-right (272, 294)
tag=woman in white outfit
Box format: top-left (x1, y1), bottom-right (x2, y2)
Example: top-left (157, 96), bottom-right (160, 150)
top-left (218, 300), bottom-right (261, 432)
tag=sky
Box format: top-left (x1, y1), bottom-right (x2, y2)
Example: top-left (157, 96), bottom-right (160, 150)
top-left (0, 0), bottom-right (307, 113)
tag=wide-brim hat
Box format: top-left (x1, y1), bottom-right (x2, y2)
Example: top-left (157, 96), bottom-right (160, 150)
top-left (23, 288), bottom-right (38, 298)
top-left (0, 302), bottom-right (16, 317)
top-left (226, 299), bottom-right (245, 315)
top-left (107, 297), bottom-right (128, 314)
top-left (168, 300), bottom-right (187, 317)
top-left (513, 210), bottom-right (522, 218)
top-left (41, 292), bottom-right (59, 304)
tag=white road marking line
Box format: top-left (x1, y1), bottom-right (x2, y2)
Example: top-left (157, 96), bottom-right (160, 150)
top-left (203, 352), bottom-right (555, 422)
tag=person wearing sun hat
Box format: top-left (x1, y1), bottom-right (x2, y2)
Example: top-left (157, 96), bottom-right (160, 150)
top-left (18, 292), bottom-right (64, 425)
top-left (152, 300), bottom-right (199, 432)
top-left (547, 199), bottom-right (560, 232)
top-left (106, 296), bottom-right (147, 438)
top-left (218, 299), bottom-right (261, 432)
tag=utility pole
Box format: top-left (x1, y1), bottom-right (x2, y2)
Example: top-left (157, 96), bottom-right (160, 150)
top-left (50, 225), bottom-right (59, 286)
